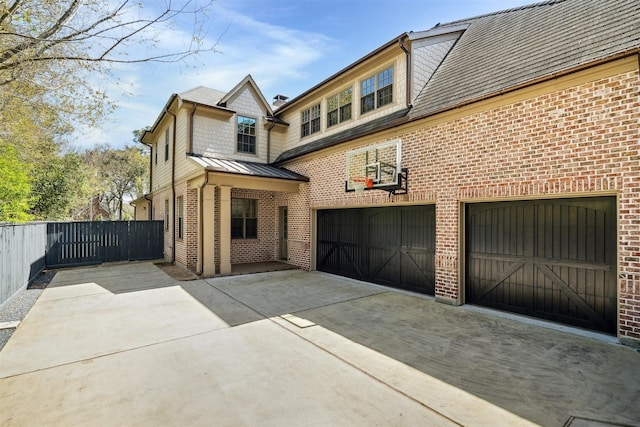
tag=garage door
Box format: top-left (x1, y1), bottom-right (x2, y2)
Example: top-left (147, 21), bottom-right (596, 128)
top-left (317, 205), bottom-right (435, 294)
top-left (466, 197), bottom-right (617, 334)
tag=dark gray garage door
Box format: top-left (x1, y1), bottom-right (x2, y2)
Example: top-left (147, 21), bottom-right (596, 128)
top-left (317, 205), bottom-right (435, 294)
top-left (466, 197), bottom-right (617, 334)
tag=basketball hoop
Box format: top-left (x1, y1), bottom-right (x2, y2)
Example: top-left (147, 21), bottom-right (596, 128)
top-left (350, 176), bottom-right (373, 195)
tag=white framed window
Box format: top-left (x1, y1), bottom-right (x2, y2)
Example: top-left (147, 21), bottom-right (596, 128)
top-left (177, 196), bottom-right (184, 239)
top-left (301, 104), bottom-right (321, 137)
top-left (360, 66), bottom-right (393, 114)
top-left (327, 88), bottom-right (352, 127)
top-left (231, 198), bottom-right (257, 239)
top-left (237, 115), bottom-right (256, 154)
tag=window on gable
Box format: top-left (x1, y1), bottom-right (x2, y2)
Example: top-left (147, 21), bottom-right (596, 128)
top-left (231, 198), bottom-right (257, 239)
top-left (327, 88), bottom-right (352, 128)
top-left (164, 128), bottom-right (170, 161)
top-left (237, 115), bottom-right (256, 154)
top-left (360, 66), bottom-right (393, 114)
top-left (177, 196), bottom-right (184, 239)
top-left (154, 144), bottom-right (157, 165)
top-left (301, 104), bottom-right (321, 138)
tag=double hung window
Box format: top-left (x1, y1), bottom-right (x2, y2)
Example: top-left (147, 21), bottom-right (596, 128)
top-left (237, 116), bottom-right (256, 154)
top-left (360, 66), bottom-right (393, 114)
top-left (327, 88), bottom-right (352, 127)
top-left (231, 198), bottom-right (257, 239)
top-left (301, 104), bottom-right (320, 137)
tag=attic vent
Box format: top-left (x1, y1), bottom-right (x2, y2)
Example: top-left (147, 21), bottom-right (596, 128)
top-left (273, 94), bottom-right (289, 108)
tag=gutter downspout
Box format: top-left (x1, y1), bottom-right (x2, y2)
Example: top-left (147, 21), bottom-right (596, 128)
top-left (140, 139), bottom-right (153, 220)
top-left (196, 171), bottom-right (210, 275)
top-left (165, 107), bottom-right (177, 263)
top-left (266, 116), bottom-right (276, 163)
top-left (399, 36), bottom-right (411, 107)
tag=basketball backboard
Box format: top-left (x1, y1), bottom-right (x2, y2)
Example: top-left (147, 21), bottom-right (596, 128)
top-left (345, 140), bottom-right (401, 191)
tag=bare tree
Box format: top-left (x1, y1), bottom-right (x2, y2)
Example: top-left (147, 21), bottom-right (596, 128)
top-left (0, 1), bottom-right (217, 82)
top-left (0, 0), bottom-right (218, 127)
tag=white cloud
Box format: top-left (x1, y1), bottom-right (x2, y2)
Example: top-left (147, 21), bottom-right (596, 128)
top-left (176, 6), bottom-right (335, 95)
top-left (70, 1), bottom-right (337, 149)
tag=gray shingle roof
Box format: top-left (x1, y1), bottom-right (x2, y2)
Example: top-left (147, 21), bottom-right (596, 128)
top-left (179, 86), bottom-right (227, 106)
top-left (273, 108), bottom-right (411, 164)
top-left (188, 155), bottom-right (309, 182)
top-left (410, 0), bottom-right (640, 119)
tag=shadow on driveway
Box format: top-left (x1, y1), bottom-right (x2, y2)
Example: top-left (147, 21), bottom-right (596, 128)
top-left (200, 270), bottom-right (640, 427)
top-left (45, 262), bottom-right (640, 426)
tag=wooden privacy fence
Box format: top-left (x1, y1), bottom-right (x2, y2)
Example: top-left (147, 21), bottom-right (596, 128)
top-left (0, 223), bottom-right (47, 308)
top-left (46, 221), bottom-right (164, 268)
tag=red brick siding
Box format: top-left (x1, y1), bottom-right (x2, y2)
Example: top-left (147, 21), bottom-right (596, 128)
top-left (284, 69), bottom-right (640, 342)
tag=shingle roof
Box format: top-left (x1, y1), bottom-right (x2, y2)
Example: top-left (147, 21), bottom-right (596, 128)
top-left (188, 155), bottom-right (309, 182)
top-left (273, 108), bottom-right (411, 164)
top-left (179, 86), bottom-right (227, 106)
top-left (410, 0), bottom-right (640, 119)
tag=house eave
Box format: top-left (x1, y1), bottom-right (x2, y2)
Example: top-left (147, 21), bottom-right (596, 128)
top-left (274, 32), bottom-right (410, 115)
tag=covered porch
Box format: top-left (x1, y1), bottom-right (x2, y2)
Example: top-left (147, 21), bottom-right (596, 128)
top-left (188, 156), bottom-right (309, 277)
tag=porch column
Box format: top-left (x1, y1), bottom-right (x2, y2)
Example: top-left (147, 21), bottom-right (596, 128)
top-left (200, 184), bottom-right (216, 277)
top-left (219, 185), bottom-right (232, 275)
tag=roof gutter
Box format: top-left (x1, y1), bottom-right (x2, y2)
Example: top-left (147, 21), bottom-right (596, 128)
top-left (196, 171), bottom-right (210, 275)
top-left (398, 35), bottom-right (412, 107)
top-left (275, 32), bottom-right (410, 114)
top-left (266, 116), bottom-right (277, 163)
top-left (164, 107), bottom-right (177, 264)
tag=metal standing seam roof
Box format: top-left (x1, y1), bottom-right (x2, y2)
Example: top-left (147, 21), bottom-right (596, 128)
top-left (409, 0), bottom-right (640, 119)
top-left (188, 155), bottom-right (309, 182)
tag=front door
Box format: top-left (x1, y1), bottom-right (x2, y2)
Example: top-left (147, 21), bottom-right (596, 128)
top-left (279, 206), bottom-right (288, 260)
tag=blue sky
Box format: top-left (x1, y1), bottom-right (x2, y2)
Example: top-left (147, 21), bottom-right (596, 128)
top-left (77, 0), bottom-right (533, 150)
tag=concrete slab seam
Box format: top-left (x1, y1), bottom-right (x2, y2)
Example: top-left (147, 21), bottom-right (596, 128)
top-left (201, 278), bottom-right (462, 421)
top-left (0, 328), bottom-right (228, 381)
top-left (204, 281), bottom-right (270, 320)
top-left (269, 315), bottom-right (465, 426)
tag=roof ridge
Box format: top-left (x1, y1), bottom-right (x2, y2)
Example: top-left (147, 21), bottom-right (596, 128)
top-left (439, 0), bottom-right (566, 27)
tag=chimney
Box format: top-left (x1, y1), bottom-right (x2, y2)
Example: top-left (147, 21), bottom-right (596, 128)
top-left (273, 94), bottom-right (289, 108)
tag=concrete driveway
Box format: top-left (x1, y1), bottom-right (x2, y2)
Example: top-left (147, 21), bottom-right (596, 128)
top-left (1, 263), bottom-right (638, 426)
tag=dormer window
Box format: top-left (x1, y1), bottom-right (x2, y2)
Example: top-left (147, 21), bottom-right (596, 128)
top-left (301, 104), bottom-right (320, 137)
top-left (327, 88), bottom-right (352, 127)
top-left (237, 115), bottom-right (256, 154)
top-left (361, 66), bottom-right (393, 114)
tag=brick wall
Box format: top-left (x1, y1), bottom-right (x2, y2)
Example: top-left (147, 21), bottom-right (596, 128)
top-left (173, 181), bottom-right (188, 268)
top-left (172, 182), bottom-right (198, 270)
top-left (283, 68), bottom-right (640, 343)
top-left (230, 188), bottom-right (278, 264)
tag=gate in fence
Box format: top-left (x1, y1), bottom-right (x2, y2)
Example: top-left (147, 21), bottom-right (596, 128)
top-left (46, 221), bottom-right (164, 268)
